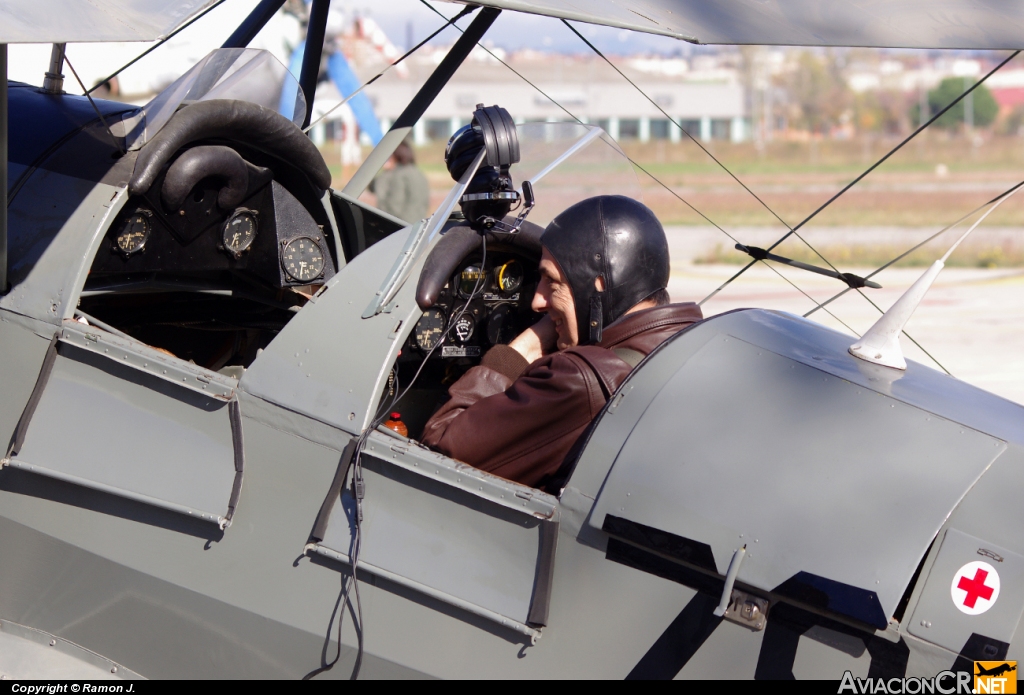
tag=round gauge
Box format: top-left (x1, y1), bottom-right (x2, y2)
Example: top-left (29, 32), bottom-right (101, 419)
top-left (486, 305), bottom-right (518, 345)
top-left (414, 308), bottom-right (446, 351)
top-left (458, 265), bottom-right (487, 298)
top-left (282, 236), bottom-right (326, 282)
top-left (495, 260), bottom-right (523, 294)
top-left (451, 312), bottom-right (476, 344)
top-left (115, 212), bottom-right (151, 256)
top-left (223, 210), bottom-right (257, 257)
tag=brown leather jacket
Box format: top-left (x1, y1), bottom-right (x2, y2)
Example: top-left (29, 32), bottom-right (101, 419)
top-left (421, 303), bottom-right (703, 490)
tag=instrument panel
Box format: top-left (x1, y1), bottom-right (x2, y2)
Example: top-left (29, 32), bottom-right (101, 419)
top-left (90, 180), bottom-right (336, 290)
top-left (410, 253), bottom-right (540, 361)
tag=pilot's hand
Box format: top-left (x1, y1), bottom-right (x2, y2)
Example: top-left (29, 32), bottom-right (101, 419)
top-left (509, 315), bottom-right (558, 364)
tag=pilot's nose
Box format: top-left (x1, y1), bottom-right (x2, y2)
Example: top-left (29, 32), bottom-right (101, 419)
top-left (532, 280), bottom-right (550, 313)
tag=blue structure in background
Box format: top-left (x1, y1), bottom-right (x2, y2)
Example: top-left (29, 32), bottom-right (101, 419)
top-left (327, 51), bottom-right (382, 145)
top-left (279, 41), bottom-right (305, 122)
top-left (280, 40), bottom-right (383, 146)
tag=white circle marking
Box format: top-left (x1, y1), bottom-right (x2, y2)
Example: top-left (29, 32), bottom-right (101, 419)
top-left (950, 560), bottom-right (1000, 616)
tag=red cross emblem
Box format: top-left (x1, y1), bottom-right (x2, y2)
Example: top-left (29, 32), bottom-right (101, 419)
top-left (958, 568), bottom-right (994, 608)
top-left (951, 561), bottom-right (1000, 615)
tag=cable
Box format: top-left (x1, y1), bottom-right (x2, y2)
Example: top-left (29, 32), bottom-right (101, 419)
top-left (304, 5), bottom-right (475, 132)
top-left (62, 51), bottom-right (126, 155)
top-left (420, 1), bottom-right (895, 359)
top-left (566, 14), bottom-right (874, 312)
top-left (766, 49), bottom-right (1020, 255)
top-left (805, 178), bottom-right (1024, 319)
top-left (758, 260), bottom-right (861, 337)
top-left (695, 52), bottom-right (1021, 370)
top-left (561, 19), bottom-right (794, 233)
top-left (698, 49), bottom-right (1019, 312)
top-left (86, 0), bottom-right (228, 95)
top-left (320, 229), bottom-right (488, 679)
top-left (420, 0), bottom-right (874, 351)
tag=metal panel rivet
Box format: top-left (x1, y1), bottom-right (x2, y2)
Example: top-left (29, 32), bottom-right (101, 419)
top-left (111, 667), bottom-right (117, 674)
top-left (920, 620), bottom-right (931, 628)
top-left (49, 639), bottom-right (56, 646)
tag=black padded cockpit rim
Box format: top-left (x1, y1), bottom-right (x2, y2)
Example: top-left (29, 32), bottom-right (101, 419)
top-left (415, 218), bottom-right (544, 311)
top-left (129, 99), bottom-right (332, 197)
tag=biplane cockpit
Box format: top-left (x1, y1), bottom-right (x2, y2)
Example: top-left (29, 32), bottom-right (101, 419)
top-left (72, 50), bottom-right (344, 373)
top-left (6, 0), bottom-right (1024, 680)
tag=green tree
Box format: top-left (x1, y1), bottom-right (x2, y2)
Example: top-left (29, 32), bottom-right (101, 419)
top-left (914, 77), bottom-right (999, 129)
top-left (786, 51), bottom-right (851, 134)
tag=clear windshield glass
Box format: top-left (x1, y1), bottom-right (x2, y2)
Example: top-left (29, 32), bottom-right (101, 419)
top-left (126, 48), bottom-right (306, 151)
top-left (512, 122), bottom-right (643, 227)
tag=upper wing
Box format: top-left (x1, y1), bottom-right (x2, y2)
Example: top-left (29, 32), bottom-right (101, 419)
top-left (451, 0), bottom-right (1024, 49)
top-left (0, 0), bottom-right (218, 43)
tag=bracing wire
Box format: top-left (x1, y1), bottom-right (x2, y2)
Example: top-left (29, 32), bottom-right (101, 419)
top-left (695, 49), bottom-right (1021, 371)
top-left (558, 17), bottom-right (875, 300)
top-left (417, 1), bottom-right (731, 241)
top-left (62, 51), bottom-right (126, 155)
top-left (758, 261), bottom-right (861, 337)
top-left (420, 1), bottom-right (953, 369)
top-left (561, 19), bottom-right (794, 232)
top-left (764, 49), bottom-right (1021, 256)
top-left (805, 179), bottom-right (1024, 319)
top-left (562, 17), bottom-right (907, 300)
top-left (798, 177), bottom-right (1024, 376)
top-left (420, 0), bottom-right (874, 345)
top-left (702, 48), bottom-right (1023, 311)
top-left (86, 0), bottom-right (227, 95)
top-left (693, 49), bottom-right (1021, 372)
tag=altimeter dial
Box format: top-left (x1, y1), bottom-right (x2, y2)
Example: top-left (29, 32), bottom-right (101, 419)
top-left (282, 236), bottom-right (325, 282)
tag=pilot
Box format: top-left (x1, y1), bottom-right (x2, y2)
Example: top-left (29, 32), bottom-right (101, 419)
top-left (421, 195), bottom-right (703, 492)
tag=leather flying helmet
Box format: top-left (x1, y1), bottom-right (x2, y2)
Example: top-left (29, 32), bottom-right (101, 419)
top-left (540, 195), bottom-right (670, 345)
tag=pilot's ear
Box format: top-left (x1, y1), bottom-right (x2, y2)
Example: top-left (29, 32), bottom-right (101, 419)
top-left (595, 274), bottom-right (606, 292)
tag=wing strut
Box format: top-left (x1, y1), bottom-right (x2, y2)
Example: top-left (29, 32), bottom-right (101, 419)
top-left (341, 7), bottom-right (501, 198)
top-left (222, 0), bottom-right (286, 50)
top-left (299, 0), bottom-right (331, 129)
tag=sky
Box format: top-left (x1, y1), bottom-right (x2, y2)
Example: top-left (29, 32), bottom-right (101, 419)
top-left (358, 0), bottom-right (693, 55)
top-left (6, 0), bottom-right (974, 94)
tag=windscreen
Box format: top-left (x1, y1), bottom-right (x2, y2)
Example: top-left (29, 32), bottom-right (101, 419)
top-left (126, 48), bottom-right (306, 151)
top-left (512, 121), bottom-right (643, 227)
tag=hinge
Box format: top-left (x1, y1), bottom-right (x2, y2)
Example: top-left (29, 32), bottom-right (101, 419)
top-left (721, 590), bottom-right (769, 631)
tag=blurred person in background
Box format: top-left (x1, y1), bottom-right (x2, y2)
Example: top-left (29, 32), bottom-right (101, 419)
top-left (369, 141), bottom-right (430, 224)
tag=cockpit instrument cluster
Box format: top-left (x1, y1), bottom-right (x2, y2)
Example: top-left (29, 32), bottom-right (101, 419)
top-left (92, 180), bottom-right (336, 289)
top-left (408, 252), bottom-right (540, 362)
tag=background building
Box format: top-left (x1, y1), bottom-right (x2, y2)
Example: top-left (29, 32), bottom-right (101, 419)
top-left (350, 50), bottom-right (748, 146)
